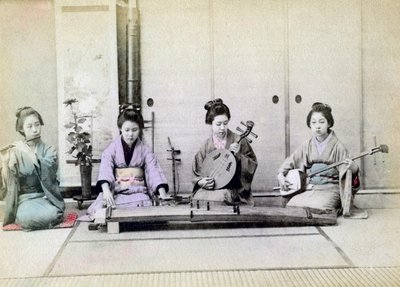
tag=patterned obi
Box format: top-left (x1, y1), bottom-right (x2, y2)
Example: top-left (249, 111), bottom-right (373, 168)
top-left (114, 167), bottom-right (145, 193)
top-left (309, 163), bottom-right (339, 185)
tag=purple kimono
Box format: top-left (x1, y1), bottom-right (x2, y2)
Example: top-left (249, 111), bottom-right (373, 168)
top-left (82, 136), bottom-right (168, 220)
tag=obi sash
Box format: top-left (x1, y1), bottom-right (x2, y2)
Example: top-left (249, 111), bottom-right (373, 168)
top-left (114, 167), bottom-right (145, 193)
top-left (309, 163), bottom-right (339, 185)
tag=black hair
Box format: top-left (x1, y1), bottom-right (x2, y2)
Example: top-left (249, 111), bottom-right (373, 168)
top-left (204, 98), bottom-right (231, 124)
top-left (15, 107), bottom-right (44, 136)
top-left (117, 104), bottom-right (144, 137)
top-left (306, 102), bottom-right (335, 131)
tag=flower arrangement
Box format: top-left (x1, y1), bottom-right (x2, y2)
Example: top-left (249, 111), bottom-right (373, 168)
top-left (63, 98), bottom-right (93, 166)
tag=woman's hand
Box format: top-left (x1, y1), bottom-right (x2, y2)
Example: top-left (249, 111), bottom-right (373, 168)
top-left (278, 173), bottom-right (291, 191)
top-left (343, 158), bottom-right (359, 174)
top-left (229, 143), bottom-right (240, 155)
top-left (102, 183), bottom-right (116, 208)
top-left (198, 177), bottom-right (215, 190)
top-left (157, 187), bottom-right (171, 200)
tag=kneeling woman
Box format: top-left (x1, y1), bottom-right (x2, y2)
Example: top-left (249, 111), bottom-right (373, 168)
top-left (192, 99), bottom-right (257, 206)
top-left (83, 106), bottom-right (168, 220)
top-left (277, 102), bottom-right (366, 217)
top-left (1, 107), bottom-right (65, 230)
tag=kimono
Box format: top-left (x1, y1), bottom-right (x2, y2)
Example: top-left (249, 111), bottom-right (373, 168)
top-left (83, 136), bottom-right (168, 220)
top-left (1, 140), bottom-right (65, 230)
top-left (192, 129), bottom-right (257, 205)
top-left (278, 131), bottom-right (361, 213)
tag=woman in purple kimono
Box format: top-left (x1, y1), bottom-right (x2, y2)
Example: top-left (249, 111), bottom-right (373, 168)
top-left (277, 102), bottom-right (367, 218)
top-left (84, 106), bottom-right (168, 220)
top-left (0, 107), bottom-right (65, 230)
top-left (192, 99), bottom-right (257, 206)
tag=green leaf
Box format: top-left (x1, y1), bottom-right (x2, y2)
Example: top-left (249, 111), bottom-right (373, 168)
top-left (67, 146), bottom-right (76, 154)
top-left (77, 133), bottom-right (89, 140)
top-left (63, 98), bottom-right (78, 106)
top-left (82, 135), bottom-right (91, 141)
top-left (64, 123), bottom-right (75, 129)
top-left (67, 134), bottom-right (76, 143)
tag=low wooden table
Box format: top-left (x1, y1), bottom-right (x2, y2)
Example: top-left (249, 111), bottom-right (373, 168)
top-left (91, 203), bottom-right (337, 234)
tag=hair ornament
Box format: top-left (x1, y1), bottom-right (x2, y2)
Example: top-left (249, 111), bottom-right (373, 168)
top-left (16, 106), bottom-right (31, 118)
top-left (204, 98), bottom-right (223, 111)
top-left (312, 102), bottom-right (331, 111)
top-left (119, 103), bottom-right (141, 115)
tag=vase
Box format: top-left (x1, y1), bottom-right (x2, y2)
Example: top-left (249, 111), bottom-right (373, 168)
top-left (80, 163), bottom-right (92, 199)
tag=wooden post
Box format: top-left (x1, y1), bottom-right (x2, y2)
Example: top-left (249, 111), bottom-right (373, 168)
top-left (342, 170), bottom-right (353, 217)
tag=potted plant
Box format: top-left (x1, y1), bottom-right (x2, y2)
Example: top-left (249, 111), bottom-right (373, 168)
top-left (63, 98), bottom-right (93, 199)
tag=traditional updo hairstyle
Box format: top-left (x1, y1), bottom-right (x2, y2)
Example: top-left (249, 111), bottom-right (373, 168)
top-left (15, 107), bottom-right (44, 136)
top-left (204, 98), bottom-right (231, 124)
top-left (306, 102), bottom-right (335, 132)
top-left (117, 104), bottom-right (145, 138)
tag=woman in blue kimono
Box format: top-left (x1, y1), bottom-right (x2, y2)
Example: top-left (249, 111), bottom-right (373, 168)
top-left (0, 107), bottom-right (65, 230)
top-left (277, 102), bottom-right (367, 218)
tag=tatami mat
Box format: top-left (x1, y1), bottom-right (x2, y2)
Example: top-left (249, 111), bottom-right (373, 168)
top-left (72, 222), bottom-right (320, 241)
top-left (49, 232), bottom-right (347, 276)
top-left (1, 267), bottom-right (400, 287)
top-left (322, 209), bottom-right (400, 267)
top-left (1, 207), bottom-right (400, 285)
top-left (0, 228), bottom-right (72, 279)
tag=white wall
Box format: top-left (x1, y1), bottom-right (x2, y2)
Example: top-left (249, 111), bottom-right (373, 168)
top-left (1, 0), bottom-right (399, 191)
top-left (138, 0), bottom-right (399, 191)
top-left (0, 0), bottom-right (58, 149)
top-left (362, 0), bottom-right (400, 188)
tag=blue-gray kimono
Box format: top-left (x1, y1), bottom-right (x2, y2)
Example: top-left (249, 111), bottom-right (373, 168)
top-left (1, 140), bottom-right (65, 230)
top-left (278, 131), bottom-right (360, 211)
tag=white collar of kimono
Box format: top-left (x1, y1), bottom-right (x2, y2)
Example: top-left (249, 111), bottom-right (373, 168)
top-left (313, 131), bottom-right (333, 156)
